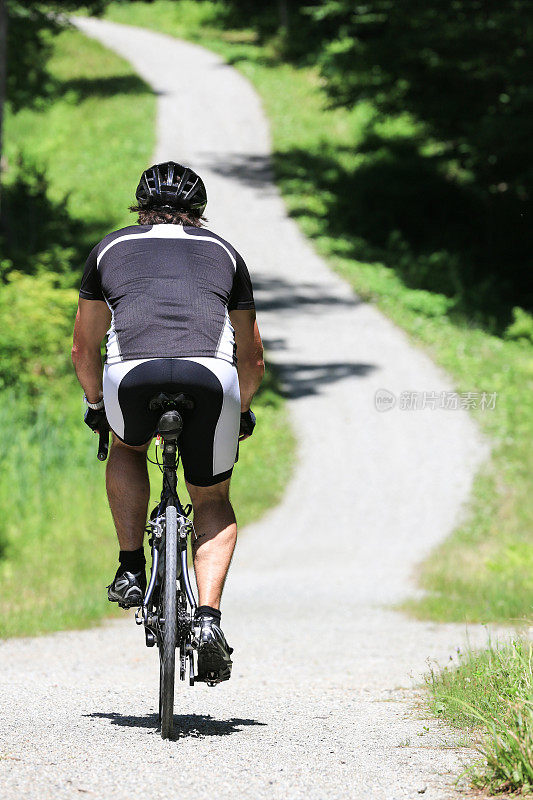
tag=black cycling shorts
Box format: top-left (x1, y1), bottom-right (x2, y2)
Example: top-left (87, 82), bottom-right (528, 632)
top-left (103, 357), bottom-right (240, 486)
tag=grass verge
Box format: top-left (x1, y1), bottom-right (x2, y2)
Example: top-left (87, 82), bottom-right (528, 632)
top-left (426, 640), bottom-right (533, 795)
top-left (104, 0), bottom-right (533, 625)
top-left (0, 24), bottom-right (293, 637)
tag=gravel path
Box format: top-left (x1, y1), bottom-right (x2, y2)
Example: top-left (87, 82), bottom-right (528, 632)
top-left (0, 18), bottom-right (496, 800)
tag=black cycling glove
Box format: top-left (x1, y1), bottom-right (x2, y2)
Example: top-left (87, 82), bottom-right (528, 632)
top-left (84, 406), bottom-right (108, 433)
top-left (239, 409), bottom-right (256, 439)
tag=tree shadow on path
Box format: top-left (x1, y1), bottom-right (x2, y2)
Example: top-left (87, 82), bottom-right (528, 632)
top-left (253, 275), bottom-right (376, 399)
top-left (263, 357), bottom-right (375, 400)
top-left (205, 152), bottom-right (275, 189)
top-left (254, 276), bottom-right (362, 313)
top-left (86, 712), bottom-right (266, 740)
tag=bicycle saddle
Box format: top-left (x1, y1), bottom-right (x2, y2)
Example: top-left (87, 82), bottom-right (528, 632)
top-left (149, 393), bottom-right (195, 441)
top-left (148, 392), bottom-right (195, 414)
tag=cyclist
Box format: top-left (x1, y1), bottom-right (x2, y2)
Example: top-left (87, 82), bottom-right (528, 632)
top-left (71, 162), bottom-right (264, 684)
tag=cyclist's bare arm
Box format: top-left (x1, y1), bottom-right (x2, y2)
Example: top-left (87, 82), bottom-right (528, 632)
top-left (229, 308), bottom-right (264, 412)
top-left (72, 298), bottom-right (111, 403)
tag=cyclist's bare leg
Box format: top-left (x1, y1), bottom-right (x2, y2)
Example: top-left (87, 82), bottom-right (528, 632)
top-left (106, 433), bottom-right (150, 551)
top-left (186, 478), bottom-right (237, 610)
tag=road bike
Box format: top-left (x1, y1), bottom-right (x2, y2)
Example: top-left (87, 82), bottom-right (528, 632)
top-left (97, 392), bottom-right (206, 740)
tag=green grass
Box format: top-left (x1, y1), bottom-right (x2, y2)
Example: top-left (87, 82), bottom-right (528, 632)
top-left (104, 1), bottom-right (533, 625)
top-left (426, 640), bottom-right (533, 794)
top-left (3, 27), bottom-right (153, 240)
top-left (0, 24), bottom-right (294, 638)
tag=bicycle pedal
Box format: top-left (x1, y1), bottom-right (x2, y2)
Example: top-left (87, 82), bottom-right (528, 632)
top-left (145, 630), bottom-right (156, 647)
top-left (206, 670), bottom-right (221, 687)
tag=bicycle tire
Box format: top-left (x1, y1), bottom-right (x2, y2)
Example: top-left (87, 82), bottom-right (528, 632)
top-left (159, 504), bottom-right (178, 739)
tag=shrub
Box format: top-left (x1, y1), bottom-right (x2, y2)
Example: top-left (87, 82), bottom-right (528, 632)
top-left (0, 272), bottom-right (77, 395)
top-left (504, 307), bottom-right (533, 345)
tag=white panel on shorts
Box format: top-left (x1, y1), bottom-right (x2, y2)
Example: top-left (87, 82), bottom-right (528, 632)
top-left (103, 358), bottom-right (150, 439)
top-left (184, 357), bottom-right (241, 476)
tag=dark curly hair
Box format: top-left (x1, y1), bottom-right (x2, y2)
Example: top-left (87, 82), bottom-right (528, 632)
top-left (129, 204), bottom-right (206, 228)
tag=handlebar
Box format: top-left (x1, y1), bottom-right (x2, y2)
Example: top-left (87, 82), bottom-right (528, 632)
top-left (97, 424), bottom-right (109, 461)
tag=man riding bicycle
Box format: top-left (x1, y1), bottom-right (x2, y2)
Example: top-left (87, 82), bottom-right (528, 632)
top-left (71, 162), bottom-right (264, 684)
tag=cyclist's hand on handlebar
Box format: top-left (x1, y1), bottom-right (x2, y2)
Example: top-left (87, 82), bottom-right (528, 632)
top-left (239, 408), bottom-right (256, 441)
top-left (84, 406), bottom-right (108, 433)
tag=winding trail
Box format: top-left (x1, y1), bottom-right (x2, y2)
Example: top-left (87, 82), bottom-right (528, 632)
top-left (0, 18), bottom-right (494, 800)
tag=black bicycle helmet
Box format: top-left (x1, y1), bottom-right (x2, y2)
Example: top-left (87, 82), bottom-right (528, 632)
top-left (135, 161), bottom-right (207, 214)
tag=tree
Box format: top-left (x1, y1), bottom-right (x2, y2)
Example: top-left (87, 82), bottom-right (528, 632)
top-left (307, 0), bottom-right (533, 310)
top-left (312, 1), bottom-right (533, 197)
top-left (0, 0), bottom-right (7, 212)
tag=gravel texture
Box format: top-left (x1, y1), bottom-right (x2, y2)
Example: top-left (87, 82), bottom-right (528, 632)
top-left (0, 17), bottom-right (499, 800)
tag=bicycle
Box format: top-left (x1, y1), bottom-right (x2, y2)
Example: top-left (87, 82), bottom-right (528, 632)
top-left (97, 391), bottom-right (204, 740)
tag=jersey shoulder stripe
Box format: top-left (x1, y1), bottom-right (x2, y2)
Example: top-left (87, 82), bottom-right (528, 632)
top-left (184, 227), bottom-right (239, 259)
top-left (96, 224), bottom-right (237, 270)
top-left (95, 225), bottom-right (151, 259)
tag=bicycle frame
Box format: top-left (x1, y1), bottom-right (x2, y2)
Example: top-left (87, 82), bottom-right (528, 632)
top-left (138, 427), bottom-right (198, 646)
top-left (142, 435), bottom-right (197, 625)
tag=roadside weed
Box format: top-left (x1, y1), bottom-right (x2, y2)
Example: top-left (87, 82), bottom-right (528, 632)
top-left (426, 639), bottom-right (533, 794)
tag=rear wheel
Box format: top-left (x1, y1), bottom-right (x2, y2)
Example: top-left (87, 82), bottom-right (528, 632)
top-left (159, 504), bottom-right (178, 739)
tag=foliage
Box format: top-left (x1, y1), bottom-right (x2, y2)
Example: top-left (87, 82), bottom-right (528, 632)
top-left (0, 159), bottom-right (83, 278)
top-left (309, 0), bottom-right (533, 315)
top-left (0, 272), bottom-right (77, 394)
top-left (426, 639), bottom-right (533, 794)
top-left (1, 27), bottom-right (156, 277)
top-left (311, 1), bottom-right (533, 197)
top-left (505, 307), bottom-right (533, 345)
top-left (6, 1), bottom-right (107, 111)
top-left (188, 0), bottom-right (327, 57)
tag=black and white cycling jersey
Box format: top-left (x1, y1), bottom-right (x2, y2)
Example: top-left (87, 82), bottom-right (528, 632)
top-left (79, 223), bottom-right (255, 366)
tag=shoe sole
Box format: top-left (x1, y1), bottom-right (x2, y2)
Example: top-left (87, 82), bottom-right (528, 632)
top-left (107, 589), bottom-right (144, 609)
top-left (197, 641), bottom-right (232, 685)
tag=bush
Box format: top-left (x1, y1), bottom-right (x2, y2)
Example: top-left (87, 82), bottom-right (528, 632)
top-left (0, 272), bottom-right (77, 395)
top-left (0, 157), bottom-right (84, 279)
top-left (504, 307), bottom-right (533, 345)
top-left (402, 289), bottom-right (455, 318)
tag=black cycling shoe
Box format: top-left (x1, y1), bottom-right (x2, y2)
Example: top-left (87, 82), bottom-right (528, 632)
top-left (107, 568), bottom-right (146, 609)
top-left (194, 612), bottom-right (233, 685)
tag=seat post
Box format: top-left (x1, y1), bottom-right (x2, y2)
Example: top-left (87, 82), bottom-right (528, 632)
top-left (158, 410), bottom-right (183, 497)
top-left (162, 439), bottom-right (178, 494)
top-left (148, 395), bottom-right (194, 501)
